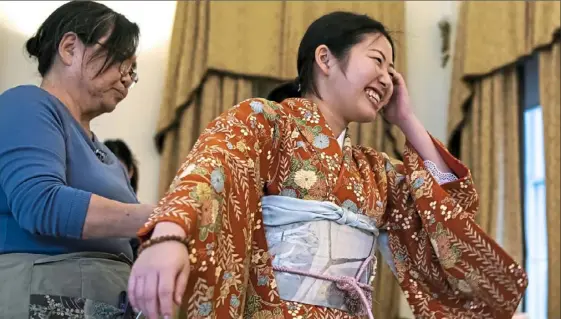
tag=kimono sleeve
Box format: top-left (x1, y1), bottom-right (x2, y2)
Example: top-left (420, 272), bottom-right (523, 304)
top-left (378, 135), bottom-right (528, 319)
top-left (137, 98), bottom-right (284, 317)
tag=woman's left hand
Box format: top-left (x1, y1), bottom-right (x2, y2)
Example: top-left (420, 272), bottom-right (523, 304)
top-left (382, 72), bottom-right (415, 128)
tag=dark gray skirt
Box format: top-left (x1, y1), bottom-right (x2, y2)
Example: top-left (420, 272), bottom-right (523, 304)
top-left (0, 252), bottom-right (132, 319)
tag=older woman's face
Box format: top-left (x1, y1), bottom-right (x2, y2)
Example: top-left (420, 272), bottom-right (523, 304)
top-left (63, 34), bottom-right (137, 115)
top-left (81, 42), bottom-right (136, 113)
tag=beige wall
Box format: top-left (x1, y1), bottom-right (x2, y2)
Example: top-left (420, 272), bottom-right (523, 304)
top-left (1, 2), bottom-right (458, 316)
top-left (0, 1), bottom-right (176, 204)
top-left (406, 1), bottom-right (459, 142)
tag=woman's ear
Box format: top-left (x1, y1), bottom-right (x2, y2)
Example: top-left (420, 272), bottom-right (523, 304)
top-left (58, 32), bottom-right (80, 66)
top-left (314, 45), bottom-right (332, 76)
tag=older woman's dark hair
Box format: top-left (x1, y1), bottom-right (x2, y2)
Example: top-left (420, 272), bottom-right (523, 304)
top-left (25, 0), bottom-right (140, 77)
top-left (104, 139), bottom-right (139, 193)
top-left (267, 11), bottom-right (394, 103)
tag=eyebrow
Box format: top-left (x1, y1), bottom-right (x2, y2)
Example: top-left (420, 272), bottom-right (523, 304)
top-left (369, 48), bottom-right (395, 69)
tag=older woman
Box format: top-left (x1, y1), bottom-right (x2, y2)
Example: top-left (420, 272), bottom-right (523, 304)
top-left (0, 1), bottom-right (154, 317)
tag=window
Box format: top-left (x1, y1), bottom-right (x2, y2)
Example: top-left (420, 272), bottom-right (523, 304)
top-left (523, 106), bottom-right (547, 318)
top-left (521, 55), bottom-right (547, 319)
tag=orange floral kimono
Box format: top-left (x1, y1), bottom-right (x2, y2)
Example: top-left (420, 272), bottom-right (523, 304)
top-left (139, 98), bottom-right (527, 319)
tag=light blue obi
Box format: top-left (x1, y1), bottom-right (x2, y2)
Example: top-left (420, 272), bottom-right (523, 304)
top-left (261, 195), bottom-right (392, 316)
top-left (261, 195), bottom-right (379, 235)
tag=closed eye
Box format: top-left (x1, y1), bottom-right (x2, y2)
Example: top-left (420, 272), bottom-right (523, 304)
top-left (389, 67), bottom-right (396, 78)
top-left (372, 57), bottom-right (383, 64)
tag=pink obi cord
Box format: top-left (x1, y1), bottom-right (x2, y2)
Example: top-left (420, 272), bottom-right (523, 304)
top-left (273, 255), bottom-right (375, 319)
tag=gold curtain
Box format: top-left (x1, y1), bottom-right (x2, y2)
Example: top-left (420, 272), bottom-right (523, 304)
top-left (447, 1), bottom-right (560, 137)
top-left (458, 68), bottom-right (523, 263)
top-left (157, 3), bottom-right (405, 318)
top-left (448, 1), bottom-right (560, 316)
top-left (538, 38), bottom-right (560, 319)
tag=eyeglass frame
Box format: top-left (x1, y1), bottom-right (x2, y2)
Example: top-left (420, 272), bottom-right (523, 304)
top-left (119, 60), bottom-right (138, 89)
top-left (94, 41), bottom-right (139, 89)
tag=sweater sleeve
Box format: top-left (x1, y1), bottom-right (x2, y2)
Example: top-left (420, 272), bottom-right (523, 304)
top-left (0, 88), bottom-right (91, 238)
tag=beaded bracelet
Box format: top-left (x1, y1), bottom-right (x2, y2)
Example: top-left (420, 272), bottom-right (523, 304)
top-left (136, 235), bottom-right (190, 256)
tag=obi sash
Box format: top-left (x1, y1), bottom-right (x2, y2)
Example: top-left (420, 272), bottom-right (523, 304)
top-left (261, 195), bottom-right (381, 319)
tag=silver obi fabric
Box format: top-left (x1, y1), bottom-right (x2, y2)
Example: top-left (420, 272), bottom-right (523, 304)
top-left (261, 195), bottom-right (379, 313)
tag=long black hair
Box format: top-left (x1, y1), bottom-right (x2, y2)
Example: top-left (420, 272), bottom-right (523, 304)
top-left (26, 0), bottom-right (140, 77)
top-left (267, 11), bottom-right (394, 103)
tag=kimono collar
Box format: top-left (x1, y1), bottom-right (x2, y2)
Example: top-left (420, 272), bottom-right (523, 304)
top-left (281, 97), bottom-right (353, 158)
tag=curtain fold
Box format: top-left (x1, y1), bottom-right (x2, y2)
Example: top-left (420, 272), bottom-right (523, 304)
top-left (156, 0), bottom-right (209, 146)
top-left (538, 38), bottom-right (560, 319)
top-left (529, 1), bottom-right (561, 49)
top-left (447, 1), bottom-right (561, 141)
top-left (459, 68), bottom-right (523, 263)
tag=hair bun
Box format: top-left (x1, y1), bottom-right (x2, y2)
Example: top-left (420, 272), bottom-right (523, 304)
top-left (25, 35), bottom-right (41, 58)
top-left (267, 79), bottom-right (301, 102)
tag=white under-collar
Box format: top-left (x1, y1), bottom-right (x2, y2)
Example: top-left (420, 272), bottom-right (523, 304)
top-left (336, 129), bottom-right (346, 149)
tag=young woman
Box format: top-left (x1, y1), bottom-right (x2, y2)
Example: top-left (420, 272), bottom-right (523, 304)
top-left (128, 12), bottom-right (527, 319)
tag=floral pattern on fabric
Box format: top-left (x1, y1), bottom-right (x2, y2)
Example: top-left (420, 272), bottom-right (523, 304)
top-left (138, 98), bottom-right (527, 319)
top-left (29, 294), bottom-right (123, 319)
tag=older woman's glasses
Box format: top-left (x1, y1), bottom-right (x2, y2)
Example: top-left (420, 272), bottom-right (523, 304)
top-left (93, 41), bottom-right (138, 88)
top-left (120, 60), bottom-right (138, 89)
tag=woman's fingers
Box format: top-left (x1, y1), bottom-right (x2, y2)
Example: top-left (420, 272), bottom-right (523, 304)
top-left (393, 71), bottom-right (405, 86)
top-left (127, 274), bottom-right (138, 310)
top-left (143, 273), bottom-right (160, 319)
top-left (174, 266), bottom-right (190, 305)
top-left (127, 240), bottom-right (191, 318)
top-left (157, 270), bottom-right (177, 318)
top-left (133, 275), bottom-right (145, 312)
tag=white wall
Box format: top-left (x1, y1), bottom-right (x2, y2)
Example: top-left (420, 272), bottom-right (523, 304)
top-left (0, 1), bottom-right (177, 204)
top-left (400, 1), bottom-right (459, 317)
